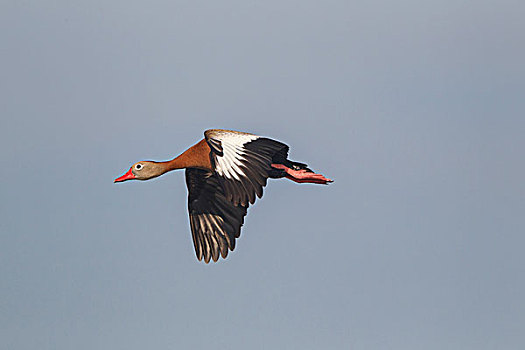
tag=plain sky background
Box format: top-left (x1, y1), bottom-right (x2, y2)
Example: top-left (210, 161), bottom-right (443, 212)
top-left (1, 1), bottom-right (524, 349)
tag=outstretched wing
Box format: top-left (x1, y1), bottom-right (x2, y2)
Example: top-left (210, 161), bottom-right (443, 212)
top-left (204, 129), bottom-right (289, 206)
top-left (185, 168), bottom-right (248, 263)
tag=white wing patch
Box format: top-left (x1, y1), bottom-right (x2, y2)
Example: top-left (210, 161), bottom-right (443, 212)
top-left (213, 133), bottom-right (259, 180)
top-left (205, 129), bottom-right (288, 206)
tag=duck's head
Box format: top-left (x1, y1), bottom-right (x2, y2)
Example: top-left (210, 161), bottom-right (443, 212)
top-left (114, 161), bottom-right (164, 182)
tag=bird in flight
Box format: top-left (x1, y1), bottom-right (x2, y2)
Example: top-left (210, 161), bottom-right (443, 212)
top-left (114, 129), bottom-right (333, 263)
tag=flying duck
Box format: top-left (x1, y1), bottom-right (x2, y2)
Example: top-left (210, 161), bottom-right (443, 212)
top-left (114, 129), bottom-right (333, 263)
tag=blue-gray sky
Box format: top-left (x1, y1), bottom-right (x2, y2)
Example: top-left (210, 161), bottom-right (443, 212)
top-left (1, 1), bottom-right (524, 349)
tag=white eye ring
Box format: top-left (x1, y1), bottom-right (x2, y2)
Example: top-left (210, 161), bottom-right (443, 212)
top-left (135, 164), bottom-right (143, 170)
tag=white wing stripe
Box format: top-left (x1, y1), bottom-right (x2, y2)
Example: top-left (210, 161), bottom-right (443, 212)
top-left (214, 134), bottom-right (259, 180)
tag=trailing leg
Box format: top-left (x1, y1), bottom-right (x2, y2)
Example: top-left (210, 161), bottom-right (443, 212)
top-left (271, 163), bottom-right (333, 184)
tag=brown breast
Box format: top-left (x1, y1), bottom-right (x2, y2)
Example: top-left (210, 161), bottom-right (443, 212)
top-left (170, 138), bottom-right (213, 171)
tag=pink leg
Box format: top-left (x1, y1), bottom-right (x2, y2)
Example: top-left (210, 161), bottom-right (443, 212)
top-left (271, 164), bottom-right (333, 184)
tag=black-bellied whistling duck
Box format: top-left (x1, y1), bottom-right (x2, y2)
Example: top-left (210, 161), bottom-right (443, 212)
top-left (114, 129), bottom-right (332, 263)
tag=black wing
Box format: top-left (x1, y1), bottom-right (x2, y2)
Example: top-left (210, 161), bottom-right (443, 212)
top-left (185, 168), bottom-right (249, 263)
top-left (204, 129), bottom-right (289, 206)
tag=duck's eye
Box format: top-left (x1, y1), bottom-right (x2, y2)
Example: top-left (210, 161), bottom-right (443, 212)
top-left (135, 164), bottom-right (143, 170)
